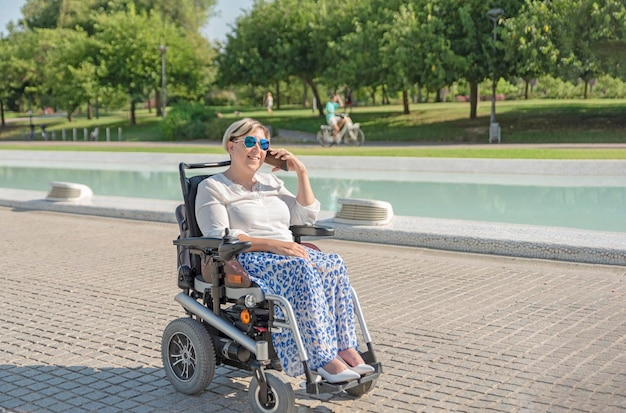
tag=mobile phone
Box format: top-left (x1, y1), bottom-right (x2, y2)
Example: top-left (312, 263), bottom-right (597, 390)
top-left (264, 153), bottom-right (289, 171)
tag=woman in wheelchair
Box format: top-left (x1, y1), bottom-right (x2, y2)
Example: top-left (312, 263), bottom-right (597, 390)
top-left (195, 118), bottom-right (374, 384)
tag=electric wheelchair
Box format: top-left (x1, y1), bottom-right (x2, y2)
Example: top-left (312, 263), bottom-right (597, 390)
top-left (161, 161), bottom-right (382, 413)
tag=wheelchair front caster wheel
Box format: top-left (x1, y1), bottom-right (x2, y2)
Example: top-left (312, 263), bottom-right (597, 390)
top-left (248, 370), bottom-right (295, 413)
top-left (162, 317), bottom-right (216, 395)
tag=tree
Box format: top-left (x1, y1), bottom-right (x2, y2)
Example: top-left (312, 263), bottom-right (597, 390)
top-left (21, 0), bottom-right (217, 34)
top-left (34, 28), bottom-right (98, 121)
top-left (94, 7), bottom-right (168, 124)
top-left (216, 2), bottom-right (282, 99)
top-left (586, 0), bottom-right (626, 83)
top-left (218, 0), bottom-right (364, 117)
top-left (14, 0), bottom-right (217, 124)
top-left (504, 0), bottom-right (559, 99)
top-left (379, 1), bottom-right (460, 114)
top-left (324, 0), bottom-right (390, 106)
top-left (439, 0), bottom-right (525, 119)
top-left (549, 0), bottom-right (604, 98)
top-left (0, 30), bottom-right (41, 120)
top-left (20, 0), bottom-right (63, 29)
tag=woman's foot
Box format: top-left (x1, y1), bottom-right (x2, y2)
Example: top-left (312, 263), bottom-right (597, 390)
top-left (338, 349), bottom-right (375, 376)
top-left (317, 358), bottom-right (360, 383)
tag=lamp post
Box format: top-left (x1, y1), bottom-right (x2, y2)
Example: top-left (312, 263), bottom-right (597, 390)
top-left (158, 45), bottom-right (167, 118)
top-left (28, 110), bottom-right (34, 140)
top-left (487, 8), bottom-right (504, 143)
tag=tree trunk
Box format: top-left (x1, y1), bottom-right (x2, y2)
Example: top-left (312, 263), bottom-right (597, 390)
top-left (303, 80), bottom-right (309, 107)
top-left (584, 80), bottom-right (589, 99)
top-left (525, 79), bottom-right (529, 100)
top-left (306, 78), bottom-right (324, 117)
top-left (275, 81), bottom-right (280, 110)
top-left (130, 100), bottom-right (137, 125)
top-left (402, 89), bottom-right (410, 114)
top-left (155, 89), bottom-right (162, 117)
top-left (87, 101), bottom-right (93, 120)
top-left (382, 85), bottom-right (389, 104)
top-left (0, 99), bottom-right (5, 127)
top-left (469, 81), bottom-right (479, 120)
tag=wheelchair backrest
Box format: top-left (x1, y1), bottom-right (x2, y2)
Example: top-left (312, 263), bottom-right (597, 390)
top-left (177, 161), bottom-right (231, 275)
top-left (179, 161), bottom-right (231, 238)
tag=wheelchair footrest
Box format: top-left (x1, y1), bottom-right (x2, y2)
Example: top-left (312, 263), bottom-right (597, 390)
top-left (304, 361), bottom-right (382, 395)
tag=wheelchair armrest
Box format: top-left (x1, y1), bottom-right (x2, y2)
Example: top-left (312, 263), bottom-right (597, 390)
top-left (173, 237), bottom-right (222, 250)
top-left (289, 225), bottom-right (335, 237)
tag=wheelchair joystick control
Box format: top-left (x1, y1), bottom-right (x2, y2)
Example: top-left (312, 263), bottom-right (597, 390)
top-left (222, 228), bottom-right (238, 244)
top-left (218, 228), bottom-right (252, 262)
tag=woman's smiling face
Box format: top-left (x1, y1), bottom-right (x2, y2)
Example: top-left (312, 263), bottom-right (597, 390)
top-left (229, 127), bottom-right (269, 172)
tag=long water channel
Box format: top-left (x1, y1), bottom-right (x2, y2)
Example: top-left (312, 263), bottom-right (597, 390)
top-left (1, 157), bottom-right (624, 233)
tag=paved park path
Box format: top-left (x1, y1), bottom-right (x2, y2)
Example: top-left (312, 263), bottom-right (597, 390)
top-left (1, 207), bottom-right (625, 412)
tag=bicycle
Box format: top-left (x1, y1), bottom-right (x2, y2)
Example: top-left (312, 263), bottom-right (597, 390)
top-left (317, 113), bottom-right (365, 147)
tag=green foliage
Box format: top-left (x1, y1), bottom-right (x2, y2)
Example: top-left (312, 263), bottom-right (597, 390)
top-left (593, 75), bottom-right (626, 99)
top-left (504, 0), bottom-right (559, 86)
top-left (4, 0), bottom-right (626, 128)
top-left (2, 99), bottom-right (625, 146)
top-left (206, 90), bottom-right (238, 106)
top-left (161, 101), bottom-right (231, 141)
top-left (534, 76), bottom-right (583, 99)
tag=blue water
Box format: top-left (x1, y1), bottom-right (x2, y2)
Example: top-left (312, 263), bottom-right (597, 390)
top-left (1, 165), bottom-right (625, 233)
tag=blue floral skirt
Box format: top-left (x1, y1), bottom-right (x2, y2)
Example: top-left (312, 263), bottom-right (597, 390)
top-left (238, 247), bottom-right (358, 377)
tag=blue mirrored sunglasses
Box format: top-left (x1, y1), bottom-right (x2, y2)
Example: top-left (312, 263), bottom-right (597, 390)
top-left (233, 135), bottom-right (270, 150)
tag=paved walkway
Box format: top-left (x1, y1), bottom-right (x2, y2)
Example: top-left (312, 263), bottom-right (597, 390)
top-left (1, 207), bottom-right (625, 412)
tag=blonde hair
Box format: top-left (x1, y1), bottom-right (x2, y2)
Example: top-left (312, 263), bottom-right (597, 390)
top-left (221, 118), bottom-right (270, 152)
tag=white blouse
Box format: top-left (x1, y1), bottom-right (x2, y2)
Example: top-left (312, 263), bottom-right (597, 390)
top-left (195, 172), bottom-right (321, 242)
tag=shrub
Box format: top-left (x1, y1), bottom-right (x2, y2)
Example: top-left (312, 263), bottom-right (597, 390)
top-left (593, 75), bottom-right (626, 98)
top-left (535, 76), bottom-right (581, 99)
top-left (205, 90), bottom-right (238, 106)
top-left (161, 101), bottom-right (218, 140)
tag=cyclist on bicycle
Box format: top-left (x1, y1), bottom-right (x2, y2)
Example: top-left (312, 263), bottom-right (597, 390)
top-left (325, 93), bottom-right (346, 145)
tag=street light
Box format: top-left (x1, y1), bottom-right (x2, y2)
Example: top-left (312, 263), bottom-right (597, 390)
top-left (158, 45), bottom-right (168, 118)
top-left (487, 8), bottom-right (504, 143)
top-left (28, 110), bottom-right (34, 140)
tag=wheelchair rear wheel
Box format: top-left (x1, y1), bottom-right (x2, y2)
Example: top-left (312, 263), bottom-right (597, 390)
top-left (248, 370), bottom-right (295, 413)
top-left (162, 317), bottom-right (216, 395)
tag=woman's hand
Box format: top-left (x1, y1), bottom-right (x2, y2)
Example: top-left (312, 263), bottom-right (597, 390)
top-left (266, 148), bottom-right (305, 174)
top-left (270, 240), bottom-right (310, 259)
top-left (239, 234), bottom-right (310, 259)
top-left (266, 148), bottom-right (316, 207)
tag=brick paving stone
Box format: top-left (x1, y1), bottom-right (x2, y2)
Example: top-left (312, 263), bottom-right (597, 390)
top-left (1, 207), bottom-right (625, 412)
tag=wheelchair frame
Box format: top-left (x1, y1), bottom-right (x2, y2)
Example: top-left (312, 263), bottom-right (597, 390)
top-left (162, 161), bottom-right (382, 413)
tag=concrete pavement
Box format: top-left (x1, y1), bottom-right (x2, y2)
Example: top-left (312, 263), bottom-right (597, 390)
top-left (1, 207), bottom-right (625, 412)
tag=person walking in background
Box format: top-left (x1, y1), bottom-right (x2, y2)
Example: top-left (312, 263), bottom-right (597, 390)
top-left (264, 92), bottom-right (273, 114)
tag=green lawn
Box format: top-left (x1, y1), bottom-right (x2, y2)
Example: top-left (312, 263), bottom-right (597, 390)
top-left (1, 99), bottom-right (625, 159)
